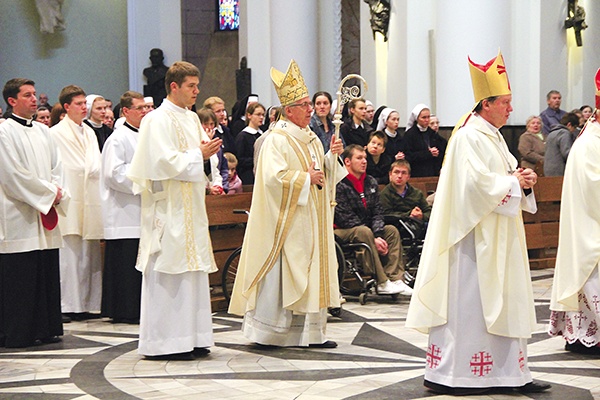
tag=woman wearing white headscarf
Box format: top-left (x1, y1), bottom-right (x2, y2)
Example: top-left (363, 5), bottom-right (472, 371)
top-left (404, 104), bottom-right (447, 177)
top-left (376, 107), bottom-right (405, 160)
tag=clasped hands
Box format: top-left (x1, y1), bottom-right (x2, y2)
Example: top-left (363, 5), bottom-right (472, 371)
top-left (512, 167), bottom-right (537, 189)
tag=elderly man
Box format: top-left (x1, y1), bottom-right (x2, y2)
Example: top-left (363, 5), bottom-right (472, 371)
top-left (229, 60), bottom-right (346, 348)
top-left (100, 91), bottom-right (149, 324)
top-left (0, 78), bottom-right (66, 347)
top-left (50, 85), bottom-right (103, 321)
top-left (406, 51), bottom-right (550, 395)
top-left (540, 90), bottom-right (567, 136)
top-left (128, 61), bottom-right (222, 360)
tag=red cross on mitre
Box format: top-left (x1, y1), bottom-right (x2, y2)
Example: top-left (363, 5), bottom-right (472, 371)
top-left (496, 63), bottom-right (511, 90)
top-left (426, 344), bottom-right (442, 369)
top-left (470, 351), bottom-right (494, 377)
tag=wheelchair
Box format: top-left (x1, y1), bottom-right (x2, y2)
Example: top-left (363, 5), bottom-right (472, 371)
top-left (383, 215), bottom-right (426, 287)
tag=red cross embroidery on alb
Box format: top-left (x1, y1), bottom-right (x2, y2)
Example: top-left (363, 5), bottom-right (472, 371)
top-left (426, 344), bottom-right (442, 369)
top-left (518, 349), bottom-right (525, 371)
top-left (470, 351), bottom-right (493, 377)
top-left (498, 192), bottom-right (512, 206)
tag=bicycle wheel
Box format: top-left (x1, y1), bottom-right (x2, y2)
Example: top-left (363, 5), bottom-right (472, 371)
top-left (222, 247), bottom-right (242, 303)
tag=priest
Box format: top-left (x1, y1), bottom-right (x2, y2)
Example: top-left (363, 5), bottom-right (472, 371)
top-left (128, 61), bottom-right (222, 360)
top-left (406, 51), bottom-right (550, 395)
top-left (549, 70), bottom-right (600, 355)
top-left (228, 60), bottom-right (346, 348)
top-left (100, 91), bottom-right (149, 324)
top-left (51, 85), bottom-right (104, 321)
top-left (0, 78), bottom-right (67, 347)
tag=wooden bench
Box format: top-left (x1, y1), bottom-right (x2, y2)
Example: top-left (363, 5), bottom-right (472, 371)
top-left (522, 176), bottom-right (562, 269)
top-left (206, 192), bottom-right (252, 311)
top-left (205, 176), bottom-right (563, 310)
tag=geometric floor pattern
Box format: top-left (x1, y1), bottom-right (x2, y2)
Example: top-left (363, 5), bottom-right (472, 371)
top-left (1, 269), bottom-right (599, 399)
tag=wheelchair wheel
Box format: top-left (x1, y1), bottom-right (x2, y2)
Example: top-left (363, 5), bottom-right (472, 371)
top-left (359, 292), bottom-right (368, 305)
top-left (222, 247), bottom-right (242, 302)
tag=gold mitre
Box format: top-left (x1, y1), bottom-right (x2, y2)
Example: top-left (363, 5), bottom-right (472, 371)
top-left (270, 59), bottom-right (309, 106)
top-left (468, 50), bottom-right (511, 104)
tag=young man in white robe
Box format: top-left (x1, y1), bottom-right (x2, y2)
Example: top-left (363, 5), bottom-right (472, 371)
top-left (228, 60), bottom-right (347, 348)
top-left (50, 85), bottom-right (103, 321)
top-left (549, 76), bottom-right (600, 354)
top-left (128, 61), bottom-right (222, 360)
top-left (100, 91), bottom-right (149, 324)
top-left (406, 50), bottom-right (551, 395)
top-left (0, 78), bottom-right (67, 347)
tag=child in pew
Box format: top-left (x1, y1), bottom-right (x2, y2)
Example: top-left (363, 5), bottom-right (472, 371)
top-left (224, 152), bottom-right (243, 194)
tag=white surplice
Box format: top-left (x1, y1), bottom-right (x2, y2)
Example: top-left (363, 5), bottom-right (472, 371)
top-left (128, 99), bottom-right (216, 355)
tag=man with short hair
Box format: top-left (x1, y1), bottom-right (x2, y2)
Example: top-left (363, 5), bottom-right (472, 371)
top-left (50, 85), bottom-right (103, 321)
top-left (229, 60), bottom-right (346, 348)
top-left (0, 78), bottom-right (66, 347)
top-left (334, 144), bottom-right (413, 296)
top-left (100, 91), bottom-right (149, 324)
top-left (380, 159), bottom-right (431, 223)
top-left (540, 90), bottom-right (567, 136)
top-left (128, 61), bottom-right (222, 360)
top-left (543, 112), bottom-right (580, 176)
top-left (407, 50), bottom-right (549, 395)
top-left (203, 96), bottom-right (235, 154)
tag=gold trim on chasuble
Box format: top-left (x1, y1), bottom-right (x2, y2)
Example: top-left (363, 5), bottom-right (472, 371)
top-left (165, 110), bottom-right (200, 271)
top-left (247, 169), bottom-right (304, 290)
top-left (273, 129), bottom-right (331, 308)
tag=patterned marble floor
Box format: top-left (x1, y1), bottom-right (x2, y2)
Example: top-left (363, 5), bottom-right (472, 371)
top-left (0, 268), bottom-right (599, 399)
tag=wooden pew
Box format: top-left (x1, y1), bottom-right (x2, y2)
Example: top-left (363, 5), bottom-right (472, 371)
top-left (522, 176), bottom-right (562, 269)
top-left (206, 192), bottom-right (252, 311)
top-left (206, 176), bottom-right (563, 310)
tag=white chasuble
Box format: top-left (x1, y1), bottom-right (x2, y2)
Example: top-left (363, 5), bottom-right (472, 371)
top-left (549, 120), bottom-right (600, 347)
top-left (228, 118), bottom-right (347, 320)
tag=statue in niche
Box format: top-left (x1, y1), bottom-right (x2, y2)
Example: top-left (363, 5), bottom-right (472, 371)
top-left (565, 0), bottom-right (587, 47)
top-left (364, 0), bottom-right (390, 42)
top-left (143, 48), bottom-right (169, 107)
top-left (235, 57), bottom-right (252, 101)
top-left (35, 0), bottom-right (66, 34)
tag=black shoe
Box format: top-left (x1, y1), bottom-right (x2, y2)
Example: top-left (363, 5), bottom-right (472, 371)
top-left (112, 318), bottom-right (140, 324)
top-left (62, 314), bottom-right (71, 323)
top-left (38, 336), bottom-right (62, 344)
top-left (424, 379), bottom-right (490, 396)
top-left (565, 340), bottom-right (600, 355)
top-left (254, 343), bottom-right (280, 350)
top-left (192, 347), bottom-right (210, 357)
top-left (145, 351), bottom-right (195, 361)
top-left (309, 340), bottom-right (338, 349)
top-left (516, 381), bottom-right (551, 393)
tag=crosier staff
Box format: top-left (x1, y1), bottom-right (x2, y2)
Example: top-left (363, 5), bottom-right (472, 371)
top-left (577, 68), bottom-right (600, 138)
top-left (330, 74), bottom-right (368, 207)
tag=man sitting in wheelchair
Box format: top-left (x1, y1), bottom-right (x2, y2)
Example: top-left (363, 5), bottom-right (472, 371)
top-left (380, 159), bottom-right (431, 240)
top-left (334, 145), bottom-right (413, 296)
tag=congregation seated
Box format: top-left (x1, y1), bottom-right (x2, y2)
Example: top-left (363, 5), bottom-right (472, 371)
top-left (404, 104), bottom-right (447, 177)
top-left (340, 98), bottom-right (373, 147)
top-left (366, 130), bottom-right (392, 184)
top-left (380, 160), bottom-right (431, 239)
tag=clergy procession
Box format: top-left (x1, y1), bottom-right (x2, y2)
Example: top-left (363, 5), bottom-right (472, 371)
top-left (2, 49), bottom-right (600, 397)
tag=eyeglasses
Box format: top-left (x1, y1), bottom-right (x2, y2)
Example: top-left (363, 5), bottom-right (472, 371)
top-left (129, 105), bottom-right (153, 111)
top-left (289, 101), bottom-right (313, 109)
